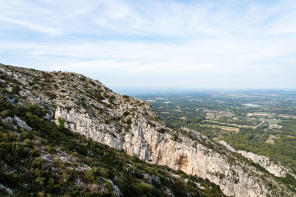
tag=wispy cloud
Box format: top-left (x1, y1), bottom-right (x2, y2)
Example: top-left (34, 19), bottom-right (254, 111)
top-left (0, 0), bottom-right (296, 89)
top-left (0, 16), bottom-right (61, 35)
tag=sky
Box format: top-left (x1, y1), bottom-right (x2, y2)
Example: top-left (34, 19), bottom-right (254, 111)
top-left (0, 0), bottom-right (296, 91)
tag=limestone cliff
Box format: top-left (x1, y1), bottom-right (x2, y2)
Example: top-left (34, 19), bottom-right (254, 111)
top-left (218, 140), bottom-right (296, 178)
top-left (1, 64), bottom-right (295, 197)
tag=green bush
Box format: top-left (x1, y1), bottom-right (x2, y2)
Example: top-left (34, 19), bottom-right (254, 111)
top-left (45, 92), bottom-right (57, 100)
top-left (0, 142), bottom-right (29, 164)
top-left (123, 112), bottom-right (130, 116)
top-left (1, 109), bottom-right (13, 118)
top-left (11, 86), bottom-right (21, 94)
top-left (57, 117), bottom-right (65, 130)
top-left (173, 134), bottom-right (178, 141)
top-left (87, 168), bottom-right (101, 184)
top-left (126, 118), bottom-right (131, 125)
top-left (105, 180), bottom-right (114, 193)
top-left (32, 147), bottom-right (40, 157)
top-left (158, 128), bottom-right (166, 134)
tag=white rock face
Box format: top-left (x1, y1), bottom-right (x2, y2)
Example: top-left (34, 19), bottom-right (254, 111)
top-left (218, 140), bottom-right (237, 152)
top-left (238, 151), bottom-right (287, 177)
top-left (54, 106), bottom-right (291, 197)
top-left (4, 116), bottom-right (32, 131)
top-left (218, 140), bottom-right (294, 178)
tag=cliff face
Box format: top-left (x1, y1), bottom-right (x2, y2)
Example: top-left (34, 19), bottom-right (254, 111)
top-left (53, 107), bottom-right (273, 197)
top-left (1, 64), bottom-right (295, 197)
top-left (218, 140), bottom-right (295, 178)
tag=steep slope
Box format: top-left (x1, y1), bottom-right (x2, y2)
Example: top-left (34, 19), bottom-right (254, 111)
top-left (218, 140), bottom-right (296, 178)
top-left (1, 64), bottom-right (295, 196)
top-left (0, 97), bottom-right (224, 196)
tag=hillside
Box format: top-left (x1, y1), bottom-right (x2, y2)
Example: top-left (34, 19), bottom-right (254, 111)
top-left (0, 97), bottom-right (223, 196)
top-left (0, 64), bottom-right (296, 196)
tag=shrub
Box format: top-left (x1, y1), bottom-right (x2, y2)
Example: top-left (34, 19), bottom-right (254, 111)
top-left (105, 180), bottom-right (114, 193)
top-left (103, 93), bottom-right (109, 98)
top-left (11, 86), bottom-right (21, 94)
top-left (45, 92), bottom-right (56, 100)
top-left (0, 142), bottom-right (28, 164)
top-left (46, 146), bottom-right (56, 154)
top-left (173, 134), bottom-right (178, 141)
top-left (96, 94), bottom-right (105, 100)
top-left (87, 168), bottom-right (101, 183)
top-left (1, 109), bottom-right (13, 118)
top-left (21, 131), bottom-right (34, 140)
top-left (123, 112), bottom-right (130, 116)
top-left (32, 147), bottom-right (40, 157)
top-left (27, 104), bottom-right (45, 117)
top-left (108, 95), bottom-right (116, 103)
top-left (158, 128), bottom-right (166, 134)
top-left (132, 154), bottom-right (140, 162)
top-left (24, 139), bottom-right (33, 147)
top-left (58, 117), bottom-right (65, 130)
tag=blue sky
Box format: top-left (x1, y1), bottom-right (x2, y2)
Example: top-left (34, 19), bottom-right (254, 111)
top-left (1, 0), bottom-right (296, 90)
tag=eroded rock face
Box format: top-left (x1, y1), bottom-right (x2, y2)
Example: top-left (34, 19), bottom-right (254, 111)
top-left (218, 140), bottom-right (295, 179)
top-left (1, 64), bottom-right (295, 197)
top-left (238, 151), bottom-right (287, 177)
top-left (55, 106), bottom-right (278, 197)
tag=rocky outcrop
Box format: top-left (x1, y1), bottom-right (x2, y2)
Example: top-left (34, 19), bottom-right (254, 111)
top-left (218, 140), bottom-right (295, 178)
top-left (1, 64), bottom-right (295, 197)
top-left (4, 116), bottom-right (32, 131)
top-left (238, 151), bottom-right (287, 177)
